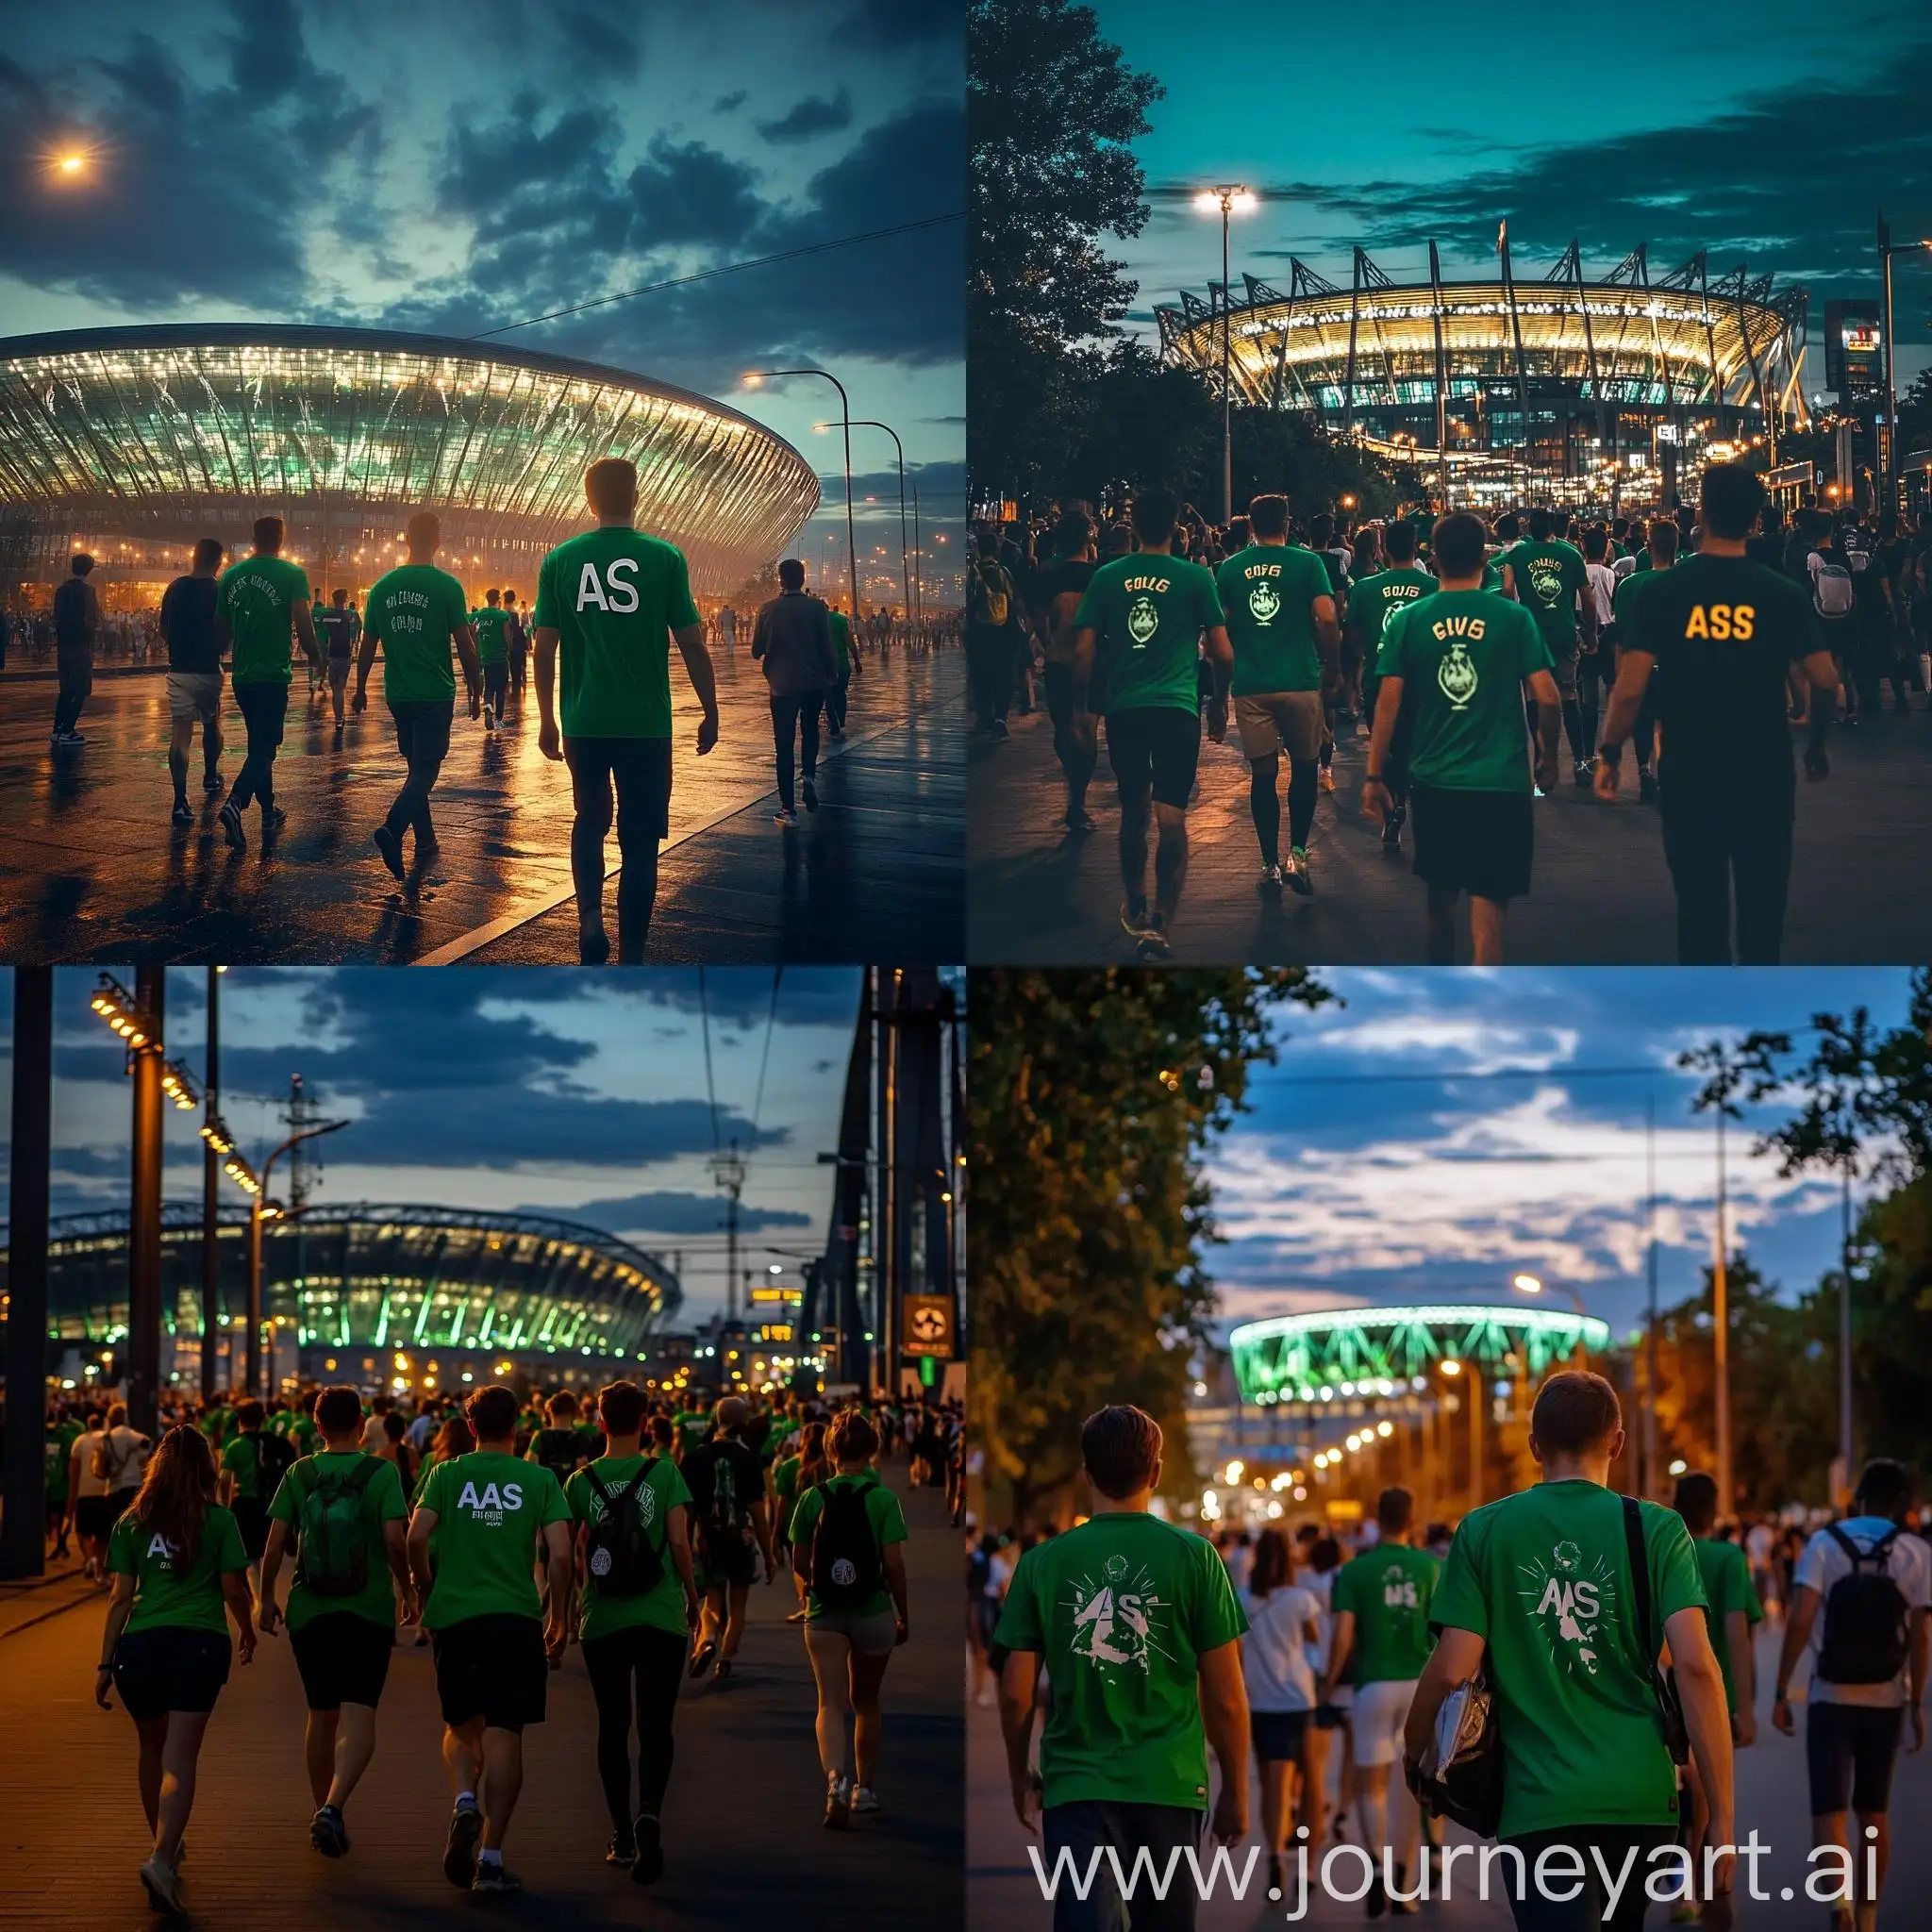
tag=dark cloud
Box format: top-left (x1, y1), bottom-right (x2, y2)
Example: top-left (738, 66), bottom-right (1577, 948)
top-left (756, 90), bottom-right (854, 145)
top-left (835, 0), bottom-right (962, 50)
top-left (552, 0), bottom-right (642, 79)
top-left (714, 90), bottom-right (748, 114)
top-left (523, 1190), bottom-right (812, 1236)
top-left (625, 136), bottom-right (765, 250)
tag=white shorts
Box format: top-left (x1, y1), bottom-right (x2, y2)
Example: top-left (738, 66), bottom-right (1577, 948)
top-left (167, 671), bottom-right (223, 725)
top-left (1349, 1676), bottom-right (1419, 1768)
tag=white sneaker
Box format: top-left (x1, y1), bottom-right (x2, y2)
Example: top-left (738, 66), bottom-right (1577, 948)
top-left (850, 1786), bottom-right (880, 1815)
top-left (1259, 862), bottom-right (1284, 891)
top-left (139, 1857), bottom-right (184, 1916)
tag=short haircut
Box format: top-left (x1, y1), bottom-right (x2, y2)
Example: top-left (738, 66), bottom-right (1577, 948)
top-left (314, 1385), bottom-right (363, 1435)
top-left (597, 1379), bottom-right (647, 1437)
top-left (1855, 1457), bottom-right (1912, 1519)
top-left (1247, 493), bottom-right (1290, 541)
top-left (486, 587), bottom-right (501, 604)
top-left (331, 586), bottom-right (348, 605)
top-left (1493, 512), bottom-right (1520, 543)
top-left (1649, 518), bottom-right (1681, 564)
top-left (1527, 507), bottom-right (1554, 541)
top-left (253, 516), bottom-right (284, 551)
top-left (545, 1390), bottom-right (578, 1422)
top-left (778, 558), bottom-right (806, 590)
top-left (1530, 1371), bottom-right (1622, 1457)
top-left (71, 553), bottom-right (94, 575)
top-left (1130, 488), bottom-right (1179, 546)
top-left (1055, 509), bottom-right (1095, 555)
top-left (1081, 1404), bottom-right (1161, 1500)
top-left (192, 538), bottom-right (224, 572)
top-left (406, 509), bottom-right (440, 549)
top-left (715, 1394), bottom-right (748, 1432)
top-left (827, 1407), bottom-right (879, 1462)
top-left (382, 1409), bottom-right (406, 1441)
top-left (1384, 519), bottom-right (1416, 562)
top-left (585, 457), bottom-right (639, 517)
top-left (1432, 512), bottom-right (1489, 579)
top-left (1307, 512), bottom-right (1334, 548)
top-left (1674, 1470), bottom-right (1719, 1533)
top-left (1583, 527), bottom-right (1608, 562)
top-left (467, 1383), bottom-right (520, 1441)
top-left (1376, 1484), bottom-right (1414, 1534)
top-left (235, 1399), bottom-right (264, 1430)
top-left (1699, 463), bottom-right (1766, 541)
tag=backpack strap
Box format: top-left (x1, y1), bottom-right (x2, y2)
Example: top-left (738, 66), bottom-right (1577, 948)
top-left (1825, 1523), bottom-right (1867, 1569)
top-left (1621, 1494), bottom-right (1658, 1659)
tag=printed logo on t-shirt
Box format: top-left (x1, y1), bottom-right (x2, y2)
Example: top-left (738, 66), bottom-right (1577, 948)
top-left (1247, 579), bottom-right (1281, 625)
top-left (1126, 596), bottom-right (1159, 647)
top-left (1519, 1538), bottom-right (1617, 1679)
top-left (1066, 1552), bottom-right (1169, 1680)
top-left (1380, 1562), bottom-right (1420, 1609)
top-left (575, 558), bottom-right (641, 614)
top-left (144, 1533), bottom-right (180, 1569)
top-left (455, 1478), bottom-right (525, 1523)
top-left (1438, 640), bottom-right (1478, 709)
top-left (1526, 558), bottom-right (1566, 609)
top-left (831, 1557), bottom-right (858, 1587)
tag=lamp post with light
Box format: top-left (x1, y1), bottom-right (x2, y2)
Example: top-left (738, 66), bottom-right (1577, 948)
top-left (242, 1119), bottom-right (349, 1397)
top-left (1194, 186), bottom-right (1256, 527)
top-left (746, 368), bottom-right (858, 621)
top-left (1511, 1271), bottom-right (1590, 1368)
top-left (829, 420), bottom-right (911, 625)
top-left (1876, 223), bottom-right (1932, 523)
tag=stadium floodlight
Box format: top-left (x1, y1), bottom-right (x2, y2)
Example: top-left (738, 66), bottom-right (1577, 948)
top-left (89, 973), bottom-right (153, 1052)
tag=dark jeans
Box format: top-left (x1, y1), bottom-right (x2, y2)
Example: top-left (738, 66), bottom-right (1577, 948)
top-left (826, 670), bottom-right (852, 732)
top-left (510, 648), bottom-right (528, 696)
top-left (771, 690), bottom-right (824, 811)
top-left (967, 623), bottom-right (1013, 728)
top-left (1041, 1801), bottom-right (1203, 1932)
top-left (1660, 788), bottom-right (1793, 963)
top-left (1497, 1825), bottom-right (1679, 1932)
top-left (54, 641), bottom-right (92, 735)
top-left (563, 736), bottom-right (673, 963)
top-left (227, 679), bottom-right (289, 812)
top-left (483, 660), bottom-right (508, 719)
top-left (384, 700), bottom-right (455, 843)
top-left (581, 1624), bottom-right (687, 1831)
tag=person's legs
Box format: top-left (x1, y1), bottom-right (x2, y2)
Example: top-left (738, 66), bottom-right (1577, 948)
top-left (1300, 1720), bottom-right (1332, 1857)
top-left (721, 1580), bottom-right (751, 1659)
top-left (304, 1707), bottom-right (339, 1807)
top-left (442, 1714), bottom-right (485, 1802)
top-left (1661, 808), bottom-right (1733, 963)
top-left (1248, 755), bottom-right (1281, 869)
top-left (1117, 786), bottom-right (1151, 911)
top-left (608, 740), bottom-right (668, 965)
top-left (798, 690), bottom-right (823, 785)
top-left (582, 1633), bottom-right (636, 1833)
top-left (564, 740), bottom-right (616, 960)
top-left (1151, 803), bottom-right (1189, 931)
top-left (477, 1728), bottom-right (525, 1851)
top-left (804, 1626), bottom-right (854, 1780)
top-left (771, 693), bottom-right (799, 810)
top-left (1041, 1802), bottom-right (1132, 1932)
top-left (633, 1625), bottom-right (686, 1820)
top-left (1729, 802), bottom-right (1793, 967)
top-left (154, 1709), bottom-right (213, 1865)
top-left (849, 1642), bottom-right (891, 1790)
top-left (135, 1713), bottom-right (168, 1835)
top-left (1424, 884), bottom-right (1459, 964)
top-left (325, 1705), bottom-right (378, 1813)
top-left (168, 716), bottom-right (195, 808)
top-left (1469, 895), bottom-right (1507, 966)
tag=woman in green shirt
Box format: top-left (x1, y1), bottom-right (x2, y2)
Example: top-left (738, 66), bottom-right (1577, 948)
top-left (95, 1424), bottom-right (257, 1917)
top-left (774, 1419), bottom-right (827, 1621)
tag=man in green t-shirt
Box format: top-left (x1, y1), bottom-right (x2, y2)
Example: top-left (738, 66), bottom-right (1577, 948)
top-left (1499, 508), bottom-right (1599, 785)
top-left (564, 1379), bottom-right (698, 1878)
top-left (1363, 512), bottom-right (1560, 965)
top-left (1215, 492), bottom-right (1340, 896)
top-left (1672, 1472), bottom-right (1760, 1736)
top-left (355, 510), bottom-right (480, 884)
top-left (217, 1397), bottom-right (274, 1574)
top-left (472, 588), bottom-right (511, 730)
top-left (824, 600), bottom-right (861, 737)
top-left (1405, 1373), bottom-right (1736, 1918)
top-left (1320, 1487), bottom-right (1440, 1914)
top-left (1349, 517), bottom-right (1438, 858)
top-left (408, 1383), bottom-right (573, 1895)
top-left (215, 515), bottom-right (322, 853)
top-left (996, 1405), bottom-right (1248, 1926)
top-left (533, 458), bottom-right (718, 966)
top-left (44, 1404), bottom-right (81, 1557)
top-left (1070, 487), bottom-right (1233, 960)
top-left (258, 1383), bottom-right (411, 1858)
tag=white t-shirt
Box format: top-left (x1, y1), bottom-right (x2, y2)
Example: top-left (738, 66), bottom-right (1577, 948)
top-left (361, 1414), bottom-right (389, 1451)
top-left (1241, 1584), bottom-right (1322, 1713)
top-left (1794, 1519), bottom-right (1932, 1707)
top-left (96, 1425), bottom-right (149, 1491)
top-left (1585, 561), bottom-right (1617, 625)
top-left (1302, 1566), bottom-right (1338, 1679)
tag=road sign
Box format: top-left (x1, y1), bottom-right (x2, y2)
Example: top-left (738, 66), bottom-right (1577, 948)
top-left (901, 1294), bottom-right (954, 1358)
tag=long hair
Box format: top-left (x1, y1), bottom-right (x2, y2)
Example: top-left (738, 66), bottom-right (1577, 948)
top-left (798, 1420), bottom-right (830, 1489)
top-left (431, 1416), bottom-right (475, 1464)
top-left (129, 1424), bottom-right (217, 1568)
top-left (1249, 1527), bottom-right (1295, 1599)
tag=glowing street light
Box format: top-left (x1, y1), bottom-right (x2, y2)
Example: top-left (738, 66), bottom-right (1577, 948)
top-left (1194, 184), bottom-right (1257, 525)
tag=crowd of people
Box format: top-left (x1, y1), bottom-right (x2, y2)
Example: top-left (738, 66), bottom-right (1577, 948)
top-left (968, 473), bottom-right (1932, 964)
top-left (978, 1378), bottom-right (1930, 1932)
top-left (36, 1375), bottom-right (959, 1914)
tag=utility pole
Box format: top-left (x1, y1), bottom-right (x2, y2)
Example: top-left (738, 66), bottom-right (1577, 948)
top-left (1, 968), bottom-right (54, 1579)
top-left (201, 967), bottom-right (221, 1399)
top-left (1714, 1108), bottom-right (1732, 1516)
top-left (1643, 1097), bottom-right (1659, 1500)
top-left (127, 967), bottom-right (166, 1437)
top-left (710, 1141), bottom-right (746, 1328)
top-left (1839, 1164), bottom-right (1856, 1498)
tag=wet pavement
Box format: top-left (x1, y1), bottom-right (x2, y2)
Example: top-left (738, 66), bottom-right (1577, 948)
top-left (0, 645), bottom-right (964, 965)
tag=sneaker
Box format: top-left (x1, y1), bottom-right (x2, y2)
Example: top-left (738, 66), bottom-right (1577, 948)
top-left (802, 776), bottom-right (819, 812)
top-left (1319, 763), bottom-right (1336, 791)
top-left (261, 806), bottom-right (287, 837)
top-left (218, 802), bottom-right (246, 852)
top-left (990, 718), bottom-right (1008, 741)
top-left (171, 800), bottom-right (192, 828)
top-left (774, 806), bottom-right (797, 825)
top-left (1285, 847), bottom-right (1313, 897)
top-left (1259, 862), bottom-right (1284, 892)
top-left (605, 1830), bottom-right (637, 1867)
top-left (442, 1800), bottom-right (483, 1889)
top-left (689, 1639), bottom-right (718, 1679)
top-left (1064, 808), bottom-right (1096, 833)
top-left (482, 709), bottom-right (495, 733)
top-left (372, 824), bottom-right (405, 882)
top-left (203, 771), bottom-right (223, 793)
top-left (333, 724), bottom-right (343, 746)
top-left (824, 1773), bottom-right (852, 1831)
top-left (1134, 919), bottom-right (1171, 961)
top-left (310, 1804), bottom-right (349, 1858)
top-left (850, 1787), bottom-right (880, 1815)
top-left (1367, 1867), bottom-right (1388, 1918)
top-left (1638, 769), bottom-right (1659, 805)
top-left (1574, 759), bottom-right (1593, 788)
top-left (472, 1861), bottom-right (521, 1895)
top-left (1119, 897), bottom-right (1152, 939)
top-left (578, 923), bottom-right (610, 966)
top-left (1381, 811), bottom-right (1402, 852)
top-left (713, 1656), bottom-right (734, 1682)
top-left (138, 1857), bottom-right (184, 1916)
top-left (630, 1811), bottom-right (663, 1886)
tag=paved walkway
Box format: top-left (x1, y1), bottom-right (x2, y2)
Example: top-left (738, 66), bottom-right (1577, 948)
top-left (3, 1463), bottom-right (962, 1932)
top-left (0, 647), bottom-right (964, 966)
top-left (966, 701), bottom-right (1932, 965)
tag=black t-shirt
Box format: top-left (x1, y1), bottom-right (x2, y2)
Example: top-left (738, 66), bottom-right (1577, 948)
top-left (317, 607), bottom-right (358, 660)
top-left (1626, 554), bottom-right (1823, 797)
top-left (681, 1437), bottom-right (764, 1537)
top-left (53, 577), bottom-right (92, 646)
top-left (159, 575), bottom-right (221, 674)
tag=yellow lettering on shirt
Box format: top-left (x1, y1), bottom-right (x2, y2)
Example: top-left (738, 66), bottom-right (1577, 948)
top-left (1121, 575), bottom-right (1173, 594)
top-left (1430, 614), bottom-right (1488, 641)
top-left (1685, 604), bottom-right (1756, 641)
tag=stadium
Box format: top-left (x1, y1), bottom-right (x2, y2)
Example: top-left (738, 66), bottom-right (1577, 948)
top-left (1158, 241), bottom-right (1807, 504)
top-left (22, 1203), bottom-right (682, 1392)
top-left (0, 324), bottom-right (821, 606)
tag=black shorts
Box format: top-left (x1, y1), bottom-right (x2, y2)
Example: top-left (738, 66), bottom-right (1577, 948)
top-left (699, 1525), bottom-right (758, 1591)
top-left (1409, 783), bottom-right (1534, 904)
top-left (431, 1613), bottom-right (548, 1733)
top-left (1807, 1701), bottom-right (1905, 1815)
top-left (1105, 706), bottom-right (1200, 810)
top-left (75, 1494), bottom-right (115, 1540)
top-left (1251, 1709), bottom-right (1308, 1761)
top-left (564, 736), bottom-right (675, 844)
top-left (290, 1612), bottom-right (395, 1711)
top-left (113, 1627), bottom-right (231, 1722)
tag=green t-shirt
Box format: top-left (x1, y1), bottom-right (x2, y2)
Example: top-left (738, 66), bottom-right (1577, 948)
top-left (1611, 565), bottom-right (1661, 634)
top-left (1692, 1535), bottom-right (1763, 1714)
top-left (221, 1432), bottom-right (262, 1502)
top-left (364, 563), bottom-right (471, 708)
top-left (416, 1451), bottom-right (570, 1628)
top-left (1430, 1481), bottom-right (1707, 1838)
top-left (565, 1453), bottom-right (692, 1641)
top-left (289, 1415), bottom-right (319, 1457)
top-left (203, 1406), bottom-right (234, 1446)
top-left (265, 1450), bottom-right (408, 1632)
top-left (1377, 591), bottom-right (1553, 792)
top-left (773, 1454), bottom-right (803, 1523)
top-left (1214, 543), bottom-right (1333, 696)
top-left (219, 554), bottom-right (311, 685)
top-left (830, 610), bottom-right (852, 676)
top-left (1332, 1541), bottom-right (1441, 1683)
top-left (1501, 540), bottom-right (1590, 651)
top-left (108, 1505), bottom-right (248, 1636)
top-left (45, 1421), bottom-right (81, 1499)
top-left (675, 1410), bottom-right (712, 1454)
top-left (1073, 551), bottom-right (1224, 714)
top-left (472, 604), bottom-right (509, 666)
top-left (994, 1512), bottom-right (1248, 1812)
top-left (1352, 567), bottom-right (1439, 666)
top-left (532, 525), bottom-right (701, 740)
top-left (788, 1468), bottom-right (908, 1619)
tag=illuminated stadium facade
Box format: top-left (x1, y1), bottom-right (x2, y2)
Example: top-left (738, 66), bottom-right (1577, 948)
top-left (1159, 242), bottom-right (1807, 502)
top-left (24, 1203), bottom-right (681, 1389)
top-left (0, 324), bottom-right (820, 604)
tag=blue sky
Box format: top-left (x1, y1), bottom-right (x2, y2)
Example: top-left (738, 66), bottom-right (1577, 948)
top-left (1096, 0), bottom-right (1931, 387)
top-left (0, 968), bottom-right (863, 1321)
top-left (0, 0), bottom-right (962, 579)
top-left (1204, 968), bottom-right (1914, 1345)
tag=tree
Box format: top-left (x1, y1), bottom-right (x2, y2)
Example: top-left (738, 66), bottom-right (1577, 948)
top-left (969, 969), bottom-right (1330, 1531)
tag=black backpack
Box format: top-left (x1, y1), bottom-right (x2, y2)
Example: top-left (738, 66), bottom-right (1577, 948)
top-left (254, 1428), bottom-right (296, 1495)
top-left (1815, 1526), bottom-right (1911, 1686)
top-left (809, 1480), bottom-right (883, 1609)
top-left (583, 1462), bottom-right (665, 1597)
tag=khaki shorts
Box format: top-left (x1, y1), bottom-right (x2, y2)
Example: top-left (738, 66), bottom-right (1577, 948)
top-left (1235, 689), bottom-right (1324, 762)
top-left (805, 1605), bottom-right (899, 1655)
top-left (167, 671), bottom-right (223, 725)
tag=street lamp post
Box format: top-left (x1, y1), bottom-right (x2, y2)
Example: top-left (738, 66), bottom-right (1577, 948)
top-left (1, 968), bottom-right (55, 1580)
top-left (844, 421), bottom-right (911, 625)
top-left (1875, 224), bottom-right (1932, 527)
top-left (247, 1120), bottom-right (349, 1397)
top-left (1195, 186), bottom-right (1256, 528)
top-left (747, 369), bottom-right (858, 620)
top-left (201, 967), bottom-right (221, 1399)
top-left (127, 968), bottom-right (166, 1437)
